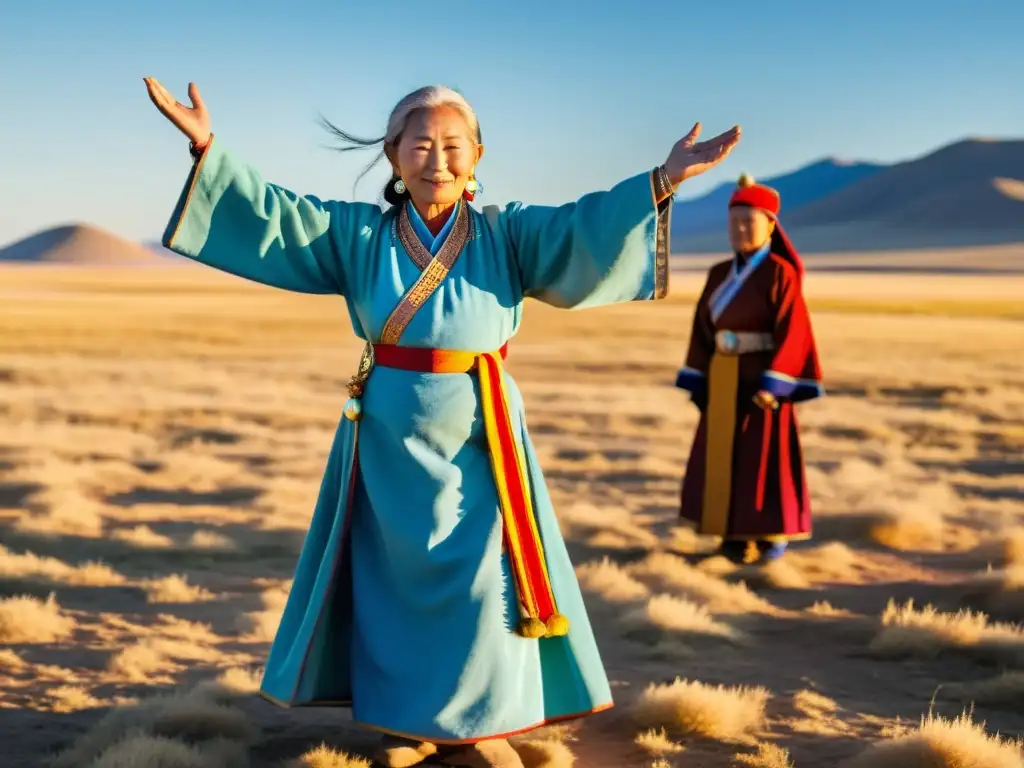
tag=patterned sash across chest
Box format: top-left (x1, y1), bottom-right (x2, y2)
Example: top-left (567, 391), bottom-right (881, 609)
top-left (379, 201), bottom-right (472, 344)
top-left (343, 202), bottom-right (470, 410)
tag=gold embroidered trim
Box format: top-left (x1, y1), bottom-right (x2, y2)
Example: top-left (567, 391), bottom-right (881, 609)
top-left (380, 202), bottom-right (470, 345)
top-left (655, 203), bottom-right (670, 299)
top-left (165, 134), bottom-right (216, 250)
top-left (395, 204), bottom-right (438, 271)
top-left (649, 171), bottom-right (671, 301)
top-left (395, 202), bottom-right (468, 274)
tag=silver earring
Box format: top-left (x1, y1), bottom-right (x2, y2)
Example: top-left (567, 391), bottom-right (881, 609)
top-left (393, 178), bottom-right (406, 194)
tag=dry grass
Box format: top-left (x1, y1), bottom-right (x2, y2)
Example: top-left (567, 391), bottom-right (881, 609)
top-left (0, 544), bottom-right (126, 586)
top-left (804, 600), bottom-right (857, 618)
top-left (3, 263), bottom-right (1024, 766)
top-left (577, 557), bottom-right (652, 603)
top-left (734, 743), bottom-right (795, 767)
top-left (196, 666), bottom-right (264, 700)
top-left (557, 502), bottom-right (661, 551)
top-left (51, 685), bottom-right (258, 768)
top-left (187, 529), bottom-right (237, 551)
top-left (1001, 529), bottom-right (1024, 566)
top-left (142, 574), bottom-right (218, 604)
top-left (814, 457), bottom-right (969, 553)
top-left (235, 581), bottom-right (291, 641)
top-left (287, 744), bottom-right (371, 768)
top-left (775, 542), bottom-right (861, 583)
top-left (634, 728), bottom-right (685, 757)
top-left (751, 559), bottom-right (813, 590)
top-left (626, 552), bottom-right (774, 615)
top-left (0, 648), bottom-right (28, 670)
top-left (47, 684), bottom-right (105, 712)
top-left (112, 525), bottom-right (178, 549)
top-left (633, 678), bottom-right (770, 742)
top-left (515, 738), bottom-right (578, 768)
top-left (839, 712), bottom-right (1024, 768)
top-left (91, 734), bottom-right (223, 768)
top-left (870, 599), bottom-right (1024, 664)
top-left (0, 592), bottom-right (76, 643)
top-left (622, 594), bottom-right (740, 648)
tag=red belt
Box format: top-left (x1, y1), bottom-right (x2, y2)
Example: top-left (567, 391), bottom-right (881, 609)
top-left (373, 342), bottom-right (508, 372)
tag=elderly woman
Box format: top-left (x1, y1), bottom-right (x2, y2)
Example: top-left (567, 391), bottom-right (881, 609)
top-left (144, 78), bottom-right (740, 768)
top-left (675, 174), bottom-right (823, 566)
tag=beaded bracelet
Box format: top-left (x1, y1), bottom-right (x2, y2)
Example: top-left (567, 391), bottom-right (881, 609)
top-left (653, 164), bottom-right (675, 200)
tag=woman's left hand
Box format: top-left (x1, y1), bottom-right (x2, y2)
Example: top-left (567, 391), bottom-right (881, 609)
top-left (664, 123), bottom-right (742, 186)
top-left (753, 390), bottom-right (779, 411)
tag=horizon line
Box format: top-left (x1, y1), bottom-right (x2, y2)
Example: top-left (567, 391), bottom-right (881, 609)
top-left (3, 132), bottom-right (1024, 249)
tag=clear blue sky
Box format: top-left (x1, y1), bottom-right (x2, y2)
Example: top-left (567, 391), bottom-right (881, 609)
top-left (2, 0), bottom-right (1020, 245)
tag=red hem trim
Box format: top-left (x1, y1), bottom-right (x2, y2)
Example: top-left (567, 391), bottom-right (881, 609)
top-left (354, 701), bottom-right (614, 745)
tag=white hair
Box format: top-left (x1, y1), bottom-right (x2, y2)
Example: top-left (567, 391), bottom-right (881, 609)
top-left (319, 85), bottom-right (480, 203)
top-left (384, 85), bottom-right (480, 146)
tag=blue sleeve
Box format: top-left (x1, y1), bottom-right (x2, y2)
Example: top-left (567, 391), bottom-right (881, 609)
top-left (498, 170), bottom-right (671, 309)
top-left (162, 135), bottom-right (380, 296)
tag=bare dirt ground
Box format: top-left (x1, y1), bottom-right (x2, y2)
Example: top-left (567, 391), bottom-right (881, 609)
top-left (2, 263), bottom-right (1023, 767)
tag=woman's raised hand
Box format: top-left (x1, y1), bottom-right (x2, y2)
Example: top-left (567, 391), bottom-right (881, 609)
top-left (664, 123), bottom-right (742, 186)
top-left (144, 78), bottom-right (211, 147)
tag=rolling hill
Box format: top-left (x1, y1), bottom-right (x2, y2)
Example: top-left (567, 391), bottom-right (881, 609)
top-left (0, 224), bottom-right (168, 265)
top-left (785, 138), bottom-right (1024, 230)
top-left (674, 137), bottom-right (1024, 254)
top-left (671, 158), bottom-right (887, 237)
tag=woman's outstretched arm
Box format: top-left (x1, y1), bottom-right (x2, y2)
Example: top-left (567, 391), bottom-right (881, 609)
top-left (146, 78), bottom-right (376, 295)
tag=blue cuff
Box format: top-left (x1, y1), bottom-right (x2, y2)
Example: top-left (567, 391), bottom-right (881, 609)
top-left (760, 370), bottom-right (825, 403)
top-left (675, 367), bottom-right (707, 406)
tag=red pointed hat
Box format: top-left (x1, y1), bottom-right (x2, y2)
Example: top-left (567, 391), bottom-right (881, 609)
top-left (728, 173), bottom-right (804, 275)
top-left (728, 172), bottom-right (781, 217)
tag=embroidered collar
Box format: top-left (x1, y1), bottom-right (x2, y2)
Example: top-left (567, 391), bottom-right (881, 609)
top-left (406, 201), bottom-right (460, 256)
top-left (709, 241), bottom-right (771, 324)
top-left (397, 200), bottom-right (470, 272)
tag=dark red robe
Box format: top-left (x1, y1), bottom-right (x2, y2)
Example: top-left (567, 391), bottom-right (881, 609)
top-left (675, 229), bottom-right (823, 541)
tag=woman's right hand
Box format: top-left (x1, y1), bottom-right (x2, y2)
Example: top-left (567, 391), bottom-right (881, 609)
top-left (144, 78), bottom-right (211, 148)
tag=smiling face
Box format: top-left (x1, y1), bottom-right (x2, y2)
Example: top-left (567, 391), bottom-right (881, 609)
top-left (387, 105), bottom-right (483, 212)
top-left (728, 205), bottom-right (776, 254)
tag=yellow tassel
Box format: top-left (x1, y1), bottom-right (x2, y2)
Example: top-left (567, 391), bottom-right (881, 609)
top-left (743, 541), bottom-right (760, 564)
top-left (737, 172), bottom-right (755, 188)
top-left (544, 613), bottom-right (570, 637)
top-left (518, 617), bottom-right (547, 639)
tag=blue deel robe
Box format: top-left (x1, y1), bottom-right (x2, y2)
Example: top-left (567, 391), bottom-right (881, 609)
top-left (161, 135), bottom-right (671, 744)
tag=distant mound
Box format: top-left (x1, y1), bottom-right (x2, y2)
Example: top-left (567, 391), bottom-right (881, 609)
top-left (786, 138), bottom-right (1024, 233)
top-left (674, 138), bottom-right (1024, 254)
top-left (0, 223), bottom-right (166, 265)
top-left (671, 158), bottom-right (886, 238)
